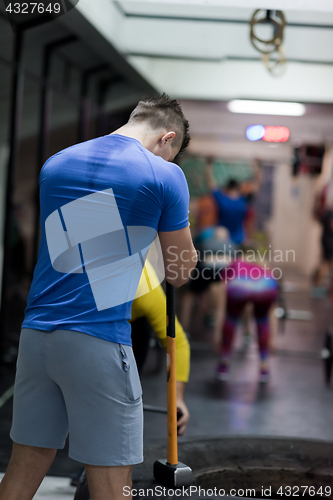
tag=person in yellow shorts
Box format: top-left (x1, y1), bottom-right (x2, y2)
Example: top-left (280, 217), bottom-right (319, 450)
top-left (131, 260), bottom-right (190, 435)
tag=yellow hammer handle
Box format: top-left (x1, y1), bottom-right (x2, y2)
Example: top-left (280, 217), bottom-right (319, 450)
top-left (166, 335), bottom-right (178, 465)
top-left (166, 282), bottom-right (178, 466)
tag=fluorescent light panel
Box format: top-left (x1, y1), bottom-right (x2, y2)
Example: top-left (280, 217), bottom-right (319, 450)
top-left (228, 100), bottom-right (305, 116)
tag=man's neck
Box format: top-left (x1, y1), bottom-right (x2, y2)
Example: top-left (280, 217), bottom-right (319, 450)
top-left (110, 124), bottom-right (155, 151)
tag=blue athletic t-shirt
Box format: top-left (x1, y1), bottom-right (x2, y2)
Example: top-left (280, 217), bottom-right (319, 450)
top-left (212, 190), bottom-right (247, 245)
top-left (22, 134), bottom-right (190, 345)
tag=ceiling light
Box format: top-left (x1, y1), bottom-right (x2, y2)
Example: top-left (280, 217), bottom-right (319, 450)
top-left (228, 100), bottom-right (305, 116)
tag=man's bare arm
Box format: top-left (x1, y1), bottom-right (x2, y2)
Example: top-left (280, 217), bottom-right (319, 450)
top-left (158, 226), bottom-right (198, 288)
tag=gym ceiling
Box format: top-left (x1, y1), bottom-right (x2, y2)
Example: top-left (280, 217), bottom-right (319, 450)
top-left (107, 0), bottom-right (333, 103)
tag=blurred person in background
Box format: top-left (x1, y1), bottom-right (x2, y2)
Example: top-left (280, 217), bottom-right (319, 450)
top-left (214, 254), bottom-right (279, 383)
top-left (181, 157), bottom-right (260, 339)
top-left (206, 159), bottom-right (248, 246)
top-left (193, 192), bottom-right (218, 233)
top-left (240, 159), bottom-right (262, 242)
top-left (180, 169), bottom-right (221, 336)
top-left (180, 224), bottom-right (232, 336)
top-left (313, 180), bottom-right (333, 294)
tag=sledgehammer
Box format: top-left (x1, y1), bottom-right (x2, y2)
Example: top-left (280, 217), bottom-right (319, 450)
top-left (153, 282), bottom-right (193, 488)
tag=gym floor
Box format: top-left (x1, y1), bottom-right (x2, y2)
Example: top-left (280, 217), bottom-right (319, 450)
top-left (144, 267), bottom-right (333, 444)
top-left (0, 267), bottom-right (332, 498)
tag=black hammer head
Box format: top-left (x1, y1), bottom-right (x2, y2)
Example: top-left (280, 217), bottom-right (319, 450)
top-left (153, 459), bottom-right (193, 488)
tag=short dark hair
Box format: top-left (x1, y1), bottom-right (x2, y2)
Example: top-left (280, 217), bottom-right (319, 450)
top-left (226, 179), bottom-right (239, 191)
top-left (128, 94), bottom-right (191, 154)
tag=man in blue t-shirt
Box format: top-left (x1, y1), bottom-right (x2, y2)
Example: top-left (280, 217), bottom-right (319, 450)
top-left (0, 95), bottom-right (197, 500)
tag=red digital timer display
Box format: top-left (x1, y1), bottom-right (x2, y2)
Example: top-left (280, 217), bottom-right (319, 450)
top-left (262, 126), bottom-right (290, 143)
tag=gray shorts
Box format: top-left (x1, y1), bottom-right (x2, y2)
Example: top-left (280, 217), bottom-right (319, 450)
top-left (10, 328), bottom-right (143, 466)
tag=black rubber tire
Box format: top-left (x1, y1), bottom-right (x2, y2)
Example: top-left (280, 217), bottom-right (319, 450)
top-left (74, 472), bottom-right (90, 500)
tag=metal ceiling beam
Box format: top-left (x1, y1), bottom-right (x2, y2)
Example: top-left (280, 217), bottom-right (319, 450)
top-left (128, 53), bottom-right (333, 66)
top-left (134, 0), bottom-right (333, 13)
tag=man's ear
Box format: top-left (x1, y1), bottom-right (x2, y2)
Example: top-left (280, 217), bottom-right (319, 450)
top-left (161, 131), bottom-right (176, 145)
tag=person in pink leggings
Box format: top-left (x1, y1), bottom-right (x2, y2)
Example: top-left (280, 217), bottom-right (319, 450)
top-left (216, 259), bottom-right (278, 383)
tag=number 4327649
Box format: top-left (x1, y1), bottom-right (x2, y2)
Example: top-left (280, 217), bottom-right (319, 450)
top-left (6, 3), bottom-right (61, 14)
